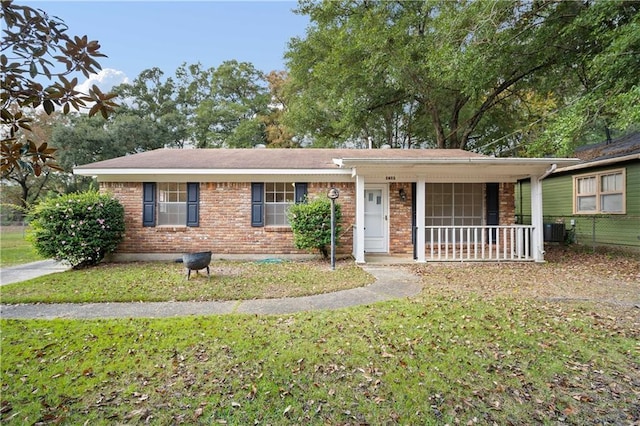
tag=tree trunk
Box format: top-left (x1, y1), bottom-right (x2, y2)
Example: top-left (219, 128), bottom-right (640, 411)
top-left (429, 103), bottom-right (446, 149)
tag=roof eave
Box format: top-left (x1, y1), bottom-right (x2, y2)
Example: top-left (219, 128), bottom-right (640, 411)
top-left (338, 157), bottom-right (580, 166)
top-left (73, 168), bottom-right (351, 176)
top-left (555, 153), bottom-right (640, 173)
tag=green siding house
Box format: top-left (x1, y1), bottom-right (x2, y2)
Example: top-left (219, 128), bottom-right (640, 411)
top-left (516, 132), bottom-right (640, 251)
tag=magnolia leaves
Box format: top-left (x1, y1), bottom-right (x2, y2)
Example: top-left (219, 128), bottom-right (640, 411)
top-left (1, 2), bottom-right (118, 177)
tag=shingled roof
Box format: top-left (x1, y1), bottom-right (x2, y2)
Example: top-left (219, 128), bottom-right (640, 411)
top-left (74, 148), bottom-right (487, 170)
top-left (574, 132), bottom-right (640, 162)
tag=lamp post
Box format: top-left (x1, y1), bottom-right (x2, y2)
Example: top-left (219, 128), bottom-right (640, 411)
top-left (327, 188), bottom-right (340, 270)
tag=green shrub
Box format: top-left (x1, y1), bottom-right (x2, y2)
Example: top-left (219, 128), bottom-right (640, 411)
top-left (28, 191), bottom-right (125, 268)
top-left (288, 197), bottom-right (341, 259)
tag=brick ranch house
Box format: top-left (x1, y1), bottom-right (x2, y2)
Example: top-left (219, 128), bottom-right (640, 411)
top-left (74, 148), bottom-right (578, 263)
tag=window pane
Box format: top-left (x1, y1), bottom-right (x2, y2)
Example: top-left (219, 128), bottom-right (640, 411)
top-left (265, 182), bottom-right (295, 226)
top-left (615, 173), bottom-right (623, 191)
top-left (601, 173), bottom-right (622, 192)
top-left (158, 203), bottom-right (187, 225)
top-left (577, 177), bottom-right (595, 194)
top-left (577, 195), bottom-right (596, 212)
top-left (425, 183), bottom-right (482, 227)
top-left (601, 194), bottom-right (623, 212)
top-left (157, 183), bottom-right (187, 225)
top-left (266, 204), bottom-right (290, 226)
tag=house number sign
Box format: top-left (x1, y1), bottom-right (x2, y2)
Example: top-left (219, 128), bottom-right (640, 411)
top-left (385, 176), bottom-right (396, 181)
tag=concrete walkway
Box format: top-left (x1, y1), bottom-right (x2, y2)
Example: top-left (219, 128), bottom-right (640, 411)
top-left (0, 265), bottom-right (422, 319)
top-left (0, 259), bottom-right (69, 286)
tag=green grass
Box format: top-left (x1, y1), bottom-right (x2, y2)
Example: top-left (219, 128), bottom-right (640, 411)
top-left (0, 260), bottom-right (374, 303)
top-left (2, 248), bottom-right (639, 424)
top-left (2, 297), bottom-right (638, 425)
top-left (0, 227), bottom-right (43, 268)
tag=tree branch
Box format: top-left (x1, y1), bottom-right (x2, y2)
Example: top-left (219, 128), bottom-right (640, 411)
top-left (459, 62), bottom-right (551, 149)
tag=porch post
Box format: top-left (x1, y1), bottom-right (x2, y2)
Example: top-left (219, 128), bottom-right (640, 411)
top-left (355, 174), bottom-right (366, 263)
top-left (530, 175), bottom-right (545, 262)
top-left (416, 179), bottom-right (426, 262)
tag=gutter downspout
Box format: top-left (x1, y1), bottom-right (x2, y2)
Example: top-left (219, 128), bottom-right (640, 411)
top-left (531, 164), bottom-right (557, 262)
top-left (539, 163), bottom-right (557, 180)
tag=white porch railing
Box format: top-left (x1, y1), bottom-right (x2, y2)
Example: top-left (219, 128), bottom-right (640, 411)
top-left (423, 225), bottom-right (535, 261)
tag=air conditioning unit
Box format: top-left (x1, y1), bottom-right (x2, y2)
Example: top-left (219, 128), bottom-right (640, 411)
top-left (544, 223), bottom-right (565, 243)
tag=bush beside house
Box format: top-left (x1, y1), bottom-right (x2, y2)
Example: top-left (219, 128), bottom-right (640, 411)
top-left (29, 192), bottom-right (125, 268)
top-left (288, 197), bottom-right (342, 259)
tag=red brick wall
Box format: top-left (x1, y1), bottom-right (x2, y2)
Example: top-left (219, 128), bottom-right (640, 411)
top-left (101, 181), bottom-right (356, 256)
top-left (389, 183), bottom-right (414, 254)
top-left (101, 181), bottom-right (515, 256)
top-left (499, 182), bottom-right (515, 225)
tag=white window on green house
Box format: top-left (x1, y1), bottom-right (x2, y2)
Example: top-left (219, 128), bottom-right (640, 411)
top-left (575, 176), bottom-right (597, 212)
top-left (600, 172), bottom-right (624, 212)
top-left (265, 182), bottom-right (295, 226)
top-left (574, 169), bottom-right (625, 214)
top-left (158, 182), bottom-right (187, 225)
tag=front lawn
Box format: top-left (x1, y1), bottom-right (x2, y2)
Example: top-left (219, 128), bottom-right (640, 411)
top-left (0, 260), bottom-right (373, 303)
top-left (0, 226), bottom-right (42, 268)
top-left (1, 247), bottom-right (639, 425)
top-left (2, 298), bottom-right (638, 425)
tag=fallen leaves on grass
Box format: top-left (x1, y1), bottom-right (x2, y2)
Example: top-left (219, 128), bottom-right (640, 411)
top-left (0, 259), bottom-right (374, 304)
top-left (412, 245), bottom-right (640, 306)
top-left (2, 247), bottom-right (639, 425)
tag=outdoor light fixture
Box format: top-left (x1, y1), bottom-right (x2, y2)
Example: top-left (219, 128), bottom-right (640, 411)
top-left (399, 187), bottom-right (407, 202)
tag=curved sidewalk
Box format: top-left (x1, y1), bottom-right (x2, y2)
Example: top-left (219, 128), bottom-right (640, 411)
top-left (0, 266), bottom-right (422, 319)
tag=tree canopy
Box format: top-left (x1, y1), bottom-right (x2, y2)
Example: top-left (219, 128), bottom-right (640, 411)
top-left (111, 61), bottom-right (295, 149)
top-left (523, 0), bottom-right (640, 156)
top-left (284, 0), bottom-right (639, 154)
top-left (1, 0), bottom-right (118, 178)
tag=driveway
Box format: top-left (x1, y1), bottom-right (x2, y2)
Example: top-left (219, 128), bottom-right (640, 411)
top-left (0, 259), bottom-right (69, 286)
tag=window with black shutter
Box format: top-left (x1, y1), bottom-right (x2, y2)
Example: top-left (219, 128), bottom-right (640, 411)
top-left (142, 182), bottom-right (199, 227)
top-left (252, 182), bottom-right (307, 227)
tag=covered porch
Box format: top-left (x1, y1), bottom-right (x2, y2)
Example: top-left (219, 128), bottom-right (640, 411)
top-left (335, 156), bottom-right (578, 264)
top-left (361, 224), bottom-right (535, 263)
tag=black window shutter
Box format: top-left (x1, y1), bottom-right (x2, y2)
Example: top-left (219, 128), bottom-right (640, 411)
top-left (486, 183), bottom-right (499, 225)
top-left (486, 183), bottom-right (499, 240)
top-left (143, 182), bottom-right (156, 227)
top-left (251, 183), bottom-right (264, 227)
top-left (186, 182), bottom-right (199, 227)
top-left (295, 183), bottom-right (308, 203)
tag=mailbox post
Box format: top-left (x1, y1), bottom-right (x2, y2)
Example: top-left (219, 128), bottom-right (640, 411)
top-left (327, 188), bottom-right (340, 270)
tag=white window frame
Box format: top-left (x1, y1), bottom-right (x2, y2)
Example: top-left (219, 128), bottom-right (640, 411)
top-left (157, 182), bottom-right (187, 225)
top-left (265, 182), bottom-right (295, 226)
top-left (573, 168), bottom-right (626, 214)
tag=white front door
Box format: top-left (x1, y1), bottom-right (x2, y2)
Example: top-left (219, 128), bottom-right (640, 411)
top-left (364, 186), bottom-right (388, 252)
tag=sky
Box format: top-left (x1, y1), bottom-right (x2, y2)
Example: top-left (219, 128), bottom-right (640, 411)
top-left (22, 1), bottom-right (310, 92)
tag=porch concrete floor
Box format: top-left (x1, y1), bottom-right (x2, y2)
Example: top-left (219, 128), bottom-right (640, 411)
top-left (364, 255), bottom-right (416, 265)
